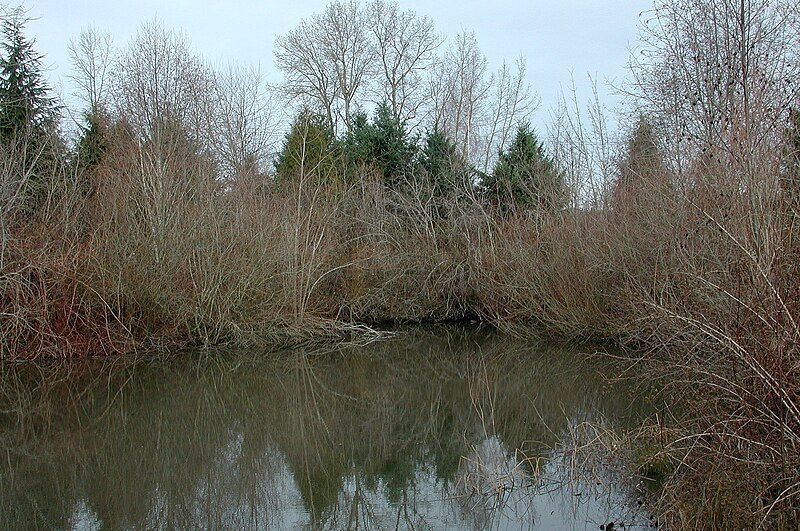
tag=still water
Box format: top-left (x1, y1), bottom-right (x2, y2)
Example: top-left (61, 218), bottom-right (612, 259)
top-left (0, 327), bottom-right (657, 530)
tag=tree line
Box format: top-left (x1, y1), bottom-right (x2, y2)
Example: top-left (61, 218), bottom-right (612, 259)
top-left (1, 1), bottom-right (800, 526)
top-left (0, 1), bottom-right (567, 221)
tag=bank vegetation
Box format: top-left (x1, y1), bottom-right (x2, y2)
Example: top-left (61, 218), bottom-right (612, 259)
top-left (0, 0), bottom-right (798, 527)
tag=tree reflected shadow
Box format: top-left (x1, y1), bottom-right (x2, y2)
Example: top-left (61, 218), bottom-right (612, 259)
top-left (0, 326), bottom-right (653, 529)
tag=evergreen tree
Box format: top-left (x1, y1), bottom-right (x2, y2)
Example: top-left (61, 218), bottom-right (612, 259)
top-left (343, 102), bottom-right (416, 188)
top-left (343, 111), bottom-right (373, 166)
top-left (75, 108), bottom-right (107, 173)
top-left (613, 116), bottom-right (666, 209)
top-left (274, 109), bottom-right (340, 185)
top-left (0, 12), bottom-right (62, 212)
top-left (485, 124), bottom-right (565, 213)
top-left (418, 129), bottom-right (467, 198)
top-left (0, 13), bottom-right (58, 142)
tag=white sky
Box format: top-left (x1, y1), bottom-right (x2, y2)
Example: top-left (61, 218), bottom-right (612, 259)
top-left (17, 0), bottom-right (652, 134)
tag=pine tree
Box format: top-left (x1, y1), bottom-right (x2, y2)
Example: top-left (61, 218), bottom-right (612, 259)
top-left (0, 13), bottom-right (58, 142)
top-left (418, 129), bottom-right (467, 198)
top-left (274, 109), bottom-right (340, 185)
top-left (343, 102), bottom-right (416, 188)
top-left (485, 124), bottom-right (564, 213)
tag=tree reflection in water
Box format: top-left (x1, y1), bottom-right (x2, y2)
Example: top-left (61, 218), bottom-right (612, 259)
top-left (0, 327), bottom-right (655, 529)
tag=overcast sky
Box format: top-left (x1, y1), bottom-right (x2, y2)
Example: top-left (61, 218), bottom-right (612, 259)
top-left (17, 0), bottom-right (652, 133)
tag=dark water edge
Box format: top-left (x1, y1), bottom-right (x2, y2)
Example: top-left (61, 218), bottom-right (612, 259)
top-left (0, 326), bottom-right (662, 530)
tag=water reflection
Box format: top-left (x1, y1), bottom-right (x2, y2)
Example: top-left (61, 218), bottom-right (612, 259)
top-left (0, 327), bottom-right (652, 530)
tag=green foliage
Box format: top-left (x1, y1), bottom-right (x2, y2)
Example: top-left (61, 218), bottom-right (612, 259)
top-left (274, 109), bottom-right (340, 185)
top-left (342, 111), bottom-right (371, 164)
top-left (75, 108), bottom-right (107, 173)
top-left (634, 440), bottom-right (675, 487)
top-left (484, 124), bottom-right (565, 213)
top-left (0, 13), bottom-right (58, 142)
top-left (418, 129), bottom-right (468, 198)
top-left (0, 12), bottom-right (62, 212)
top-left (343, 102), bottom-right (416, 188)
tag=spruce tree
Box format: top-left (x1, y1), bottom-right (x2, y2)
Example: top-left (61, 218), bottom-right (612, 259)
top-left (274, 109), bottom-right (340, 185)
top-left (343, 102), bottom-right (416, 188)
top-left (0, 12), bottom-right (62, 211)
top-left (343, 111), bottom-right (374, 167)
top-left (419, 129), bottom-right (467, 198)
top-left (485, 124), bottom-right (564, 213)
top-left (75, 109), bottom-right (107, 172)
top-left (0, 13), bottom-right (58, 142)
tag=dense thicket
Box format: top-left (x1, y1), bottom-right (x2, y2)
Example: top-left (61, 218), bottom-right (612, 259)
top-left (0, 0), bottom-right (798, 528)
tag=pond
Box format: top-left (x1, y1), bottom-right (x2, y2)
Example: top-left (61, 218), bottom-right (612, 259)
top-left (0, 327), bottom-right (659, 530)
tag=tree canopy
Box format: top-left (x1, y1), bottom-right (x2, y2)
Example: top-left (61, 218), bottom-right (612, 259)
top-left (418, 129), bottom-right (469, 199)
top-left (275, 109), bottom-right (341, 185)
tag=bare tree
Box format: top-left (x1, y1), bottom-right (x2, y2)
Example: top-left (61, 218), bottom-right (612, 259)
top-left (321, 0), bottom-right (374, 132)
top-left (427, 57), bottom-right (452, 133)
top-left (368, 0), bottom-right (439, 128)
top-left (548, 77), bottom-right (619, 208)
top-left (68, 26), bottom-right (113, 112)
top-left (212, 64), bottom-right (280, 181)
top-left (275, 0), bottom-right (374, 134)
top-left (114, 20), bottom-right (213, 146)
top-left (428, 31), bottom-right (491, 163)
top-left (478, 57), bottom-right (537, 174)
top-left (631, 0), bottom-right (800, 175)
top-left (274, 16), bottom-right (338, 131)
top-left (111, 21), bottom-right (218, 269)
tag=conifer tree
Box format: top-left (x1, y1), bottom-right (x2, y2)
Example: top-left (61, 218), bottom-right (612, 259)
top-left (344, 102), bottom-right (416, 188)
top-left (485, 124), bottom-right (564, 213)
top-left (0, 13), bottom-right (58, 142)
top-left (275, 109), bottom-right (340, 185)
top-left (75, 109), bottom-right (107, 173)
top-left (419, 129), bottom-right (467, 198)
top-left (343, 111), bottom-right (373, 166)
top-left (0, 12), bottom-right (62, 211)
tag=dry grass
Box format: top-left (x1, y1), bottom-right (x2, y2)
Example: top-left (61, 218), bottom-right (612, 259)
top-left (0, 31), bottom-right (798, 531)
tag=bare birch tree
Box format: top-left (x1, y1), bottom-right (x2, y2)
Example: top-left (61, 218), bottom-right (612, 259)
top-left (368, 0), bottom-right (439, 128)
top-left (321, 0), bottom-right (374, 132)
top-left (212, 64), bottom-right (279, 181)
top-left (68, 26), bottom-right (113, 112)
top-left (429, 31), bottom-right (490, 163)
top-left (114, 20), bottom-right (213, 146)
top-left (274, 16), bottom-right (338, 131)
top-left (478, 56), bottom-right (537, 173)
top-left (548, 77), bottom-right (618, 208)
